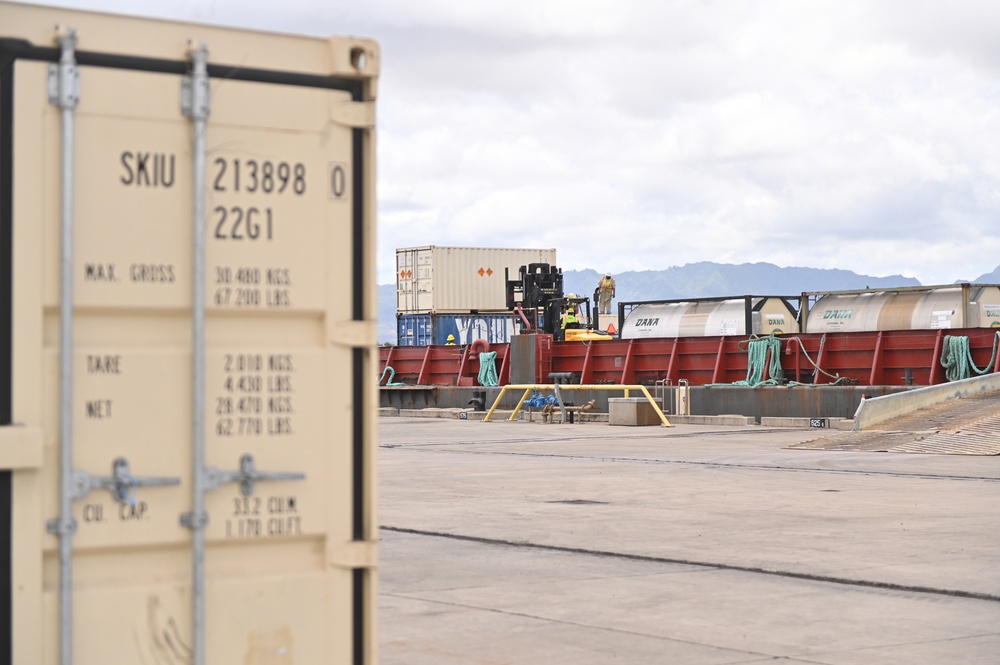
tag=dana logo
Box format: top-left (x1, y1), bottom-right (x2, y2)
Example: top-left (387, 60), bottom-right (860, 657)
top-left (988, 311), bottom-right (1000, 318)
top-left (635, 318), bottom-right (660, 327)
top-left (767, 317), bottom-right (785, 325)
top-left (822, 309), bottom-right (853, 319)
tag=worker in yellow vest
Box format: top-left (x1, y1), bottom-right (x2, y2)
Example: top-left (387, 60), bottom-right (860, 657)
top-left (445, 334), bottom-right (456, 346)
top-left (597, 272), bottom-right (616, 315)
top-left (559, 304), bottom-right (580, 341)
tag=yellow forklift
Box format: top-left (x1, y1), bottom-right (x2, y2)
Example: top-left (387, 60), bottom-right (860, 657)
top-left (505, 264), bottom-right (613, 342)
top-left (559, 292), bottom-right (614, 341)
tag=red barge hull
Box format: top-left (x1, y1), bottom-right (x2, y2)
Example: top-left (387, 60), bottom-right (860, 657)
top-left (379, 328), bottom-right (1000, 387)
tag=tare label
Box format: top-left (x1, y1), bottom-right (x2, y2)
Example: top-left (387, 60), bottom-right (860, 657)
top-left (204, 346), bottom-right (326, 541)
top-left (209, 350), bottom-right (323, 442)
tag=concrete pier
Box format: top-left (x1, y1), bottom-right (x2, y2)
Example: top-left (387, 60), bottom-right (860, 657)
top-left (378, 417), bottom-right (1000, 664)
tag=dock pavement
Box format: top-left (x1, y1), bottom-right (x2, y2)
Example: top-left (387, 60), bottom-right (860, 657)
top-left (378, 416), bottom-right (999, 664)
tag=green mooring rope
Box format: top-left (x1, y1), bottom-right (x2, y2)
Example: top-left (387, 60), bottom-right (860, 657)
top-left (732, 334), bottom-right (783, 388)
top-left (478, 351), bottom-right (499, 387)
top-left (940, 331), bottom-right (1000, 382)
top-left (707, 332), bottom-right (848, 388)
top-left (379, 365), bottom-right (405, 386)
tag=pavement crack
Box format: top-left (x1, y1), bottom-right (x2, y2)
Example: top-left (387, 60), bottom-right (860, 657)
top-left (382, 526), bottom-right (1000, 604)
top-left (382, 591), bottom-right (777, 659)
top-left (381, 447), bottom-right (1000, 482)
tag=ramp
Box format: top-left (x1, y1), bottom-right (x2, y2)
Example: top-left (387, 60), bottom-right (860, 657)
top-left (788, 392), bottom-right (1000, 455)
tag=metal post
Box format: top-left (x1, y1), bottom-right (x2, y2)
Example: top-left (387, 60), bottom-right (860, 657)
top-left (960, 282), bottom-right (970, 329)
top-left (181, 41), bottom-right (210, 665)
top-left (53, 26), bottom-right (79, 665)
top-left (552, 383), bottom-right (567, 423)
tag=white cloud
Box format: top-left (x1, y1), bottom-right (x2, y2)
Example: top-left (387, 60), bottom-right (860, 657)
top-left (31, 0), bottom-right (1000, 287)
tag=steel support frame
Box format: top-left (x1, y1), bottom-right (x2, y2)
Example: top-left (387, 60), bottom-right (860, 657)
top-left (619, 339), bottom-right (636, 385)
top-left (579, 341), bottom-right (595, 384)
top-left (869, 332), bottom-right (885, 385)
top-left (497, 346), bottom-right (511, 385)
top-left (379, 346), bottom-right (396, 385)
top-left (416, 346), bottom-right (432, 385)
top-left (483, 383), bottom-right (671, 426)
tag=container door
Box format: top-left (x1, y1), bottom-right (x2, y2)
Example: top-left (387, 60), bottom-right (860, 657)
top-left (1, 16), bottom-right (377, 665)
top-left (396, 247), bottom-right (434, 312)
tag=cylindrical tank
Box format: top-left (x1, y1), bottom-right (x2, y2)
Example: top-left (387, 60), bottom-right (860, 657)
top-left (621, 297), bottom-right (799, 339)
top-left (979, 287), bottom-right (1000, 328)
top-left (805, 285), bottom-right (1000, 333)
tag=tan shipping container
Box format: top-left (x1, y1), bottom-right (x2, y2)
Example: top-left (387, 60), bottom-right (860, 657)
top-left (396, 245), bottom-right (557, 313)
top-left (0, 3), bottom-right (378, 664)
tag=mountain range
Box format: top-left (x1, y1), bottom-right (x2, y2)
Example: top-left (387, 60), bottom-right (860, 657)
top-left (377, 261), bottom-right (1000, 344)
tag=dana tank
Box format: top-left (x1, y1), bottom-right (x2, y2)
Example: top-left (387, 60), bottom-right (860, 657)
top-left (804, 284), bottom-right (1000, 333)
top-left (621, 297), bottom-right (799, 339)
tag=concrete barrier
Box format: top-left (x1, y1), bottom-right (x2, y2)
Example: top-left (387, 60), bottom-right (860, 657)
top-left (854, 372), bottom-right (1000, 430)
top-left (608, 398), bottom-right (661, 426)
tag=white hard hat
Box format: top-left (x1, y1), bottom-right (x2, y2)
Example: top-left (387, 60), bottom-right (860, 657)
top-left (605, 272), bottom-right (611, 277)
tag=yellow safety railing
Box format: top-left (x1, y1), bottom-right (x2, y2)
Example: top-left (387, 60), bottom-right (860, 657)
top-left (483, 384), bottom-right (672, 427)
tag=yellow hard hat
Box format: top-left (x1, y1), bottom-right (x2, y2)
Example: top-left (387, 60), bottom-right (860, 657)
top-left (447, 334), bottom-right (455, 341)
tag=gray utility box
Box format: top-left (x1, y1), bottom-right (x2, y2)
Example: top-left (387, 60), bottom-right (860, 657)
top-left (609, 397), bottom-right (661, 426)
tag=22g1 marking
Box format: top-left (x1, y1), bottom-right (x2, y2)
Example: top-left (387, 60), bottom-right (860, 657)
top-left (214, 206), bottom-right (273, 241)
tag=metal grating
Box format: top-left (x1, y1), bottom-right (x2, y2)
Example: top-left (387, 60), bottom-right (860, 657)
top-left (788, 392), bottom-right (1000, 455)
top-left (888, 413), bottom-right (1000, 455)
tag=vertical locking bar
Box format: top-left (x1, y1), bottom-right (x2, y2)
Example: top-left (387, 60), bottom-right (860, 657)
top-left (182, 40), bottom-right (210, 665)
top-left (51, 25), bottom-right (80, 665)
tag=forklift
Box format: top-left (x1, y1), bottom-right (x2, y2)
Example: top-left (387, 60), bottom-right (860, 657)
top-left (505, 263), bottom-right (613, 341)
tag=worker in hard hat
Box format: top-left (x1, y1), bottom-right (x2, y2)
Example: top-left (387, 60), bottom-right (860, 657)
top-left (560, 304), bottom-right (580, 341)
top-left (445, 334), bottom-right (456, 346)
top-left (597, 272), bottom-right (616, 315)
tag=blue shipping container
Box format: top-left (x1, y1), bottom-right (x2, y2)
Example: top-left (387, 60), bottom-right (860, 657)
top-left (396, 312), bottom-right (517, 346)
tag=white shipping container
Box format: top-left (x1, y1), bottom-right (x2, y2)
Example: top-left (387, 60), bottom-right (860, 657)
top-left (396, 245), bottom-right (557, 313)
top-left (1, 4), bottom-right (378, 664)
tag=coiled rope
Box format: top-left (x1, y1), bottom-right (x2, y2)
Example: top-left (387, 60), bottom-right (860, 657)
top-left (781, 336), bottom-right (848, 385)
top-left (379, 366), bottom-right (405, 386)
top-left (710, 333), bottom-right (848, 388)
top-left (732, 334), bottom-right (783, 387)
top-left (940, 332), bottom-right (1000, 382)
top-left (478, 351), bottom-right (499, 387)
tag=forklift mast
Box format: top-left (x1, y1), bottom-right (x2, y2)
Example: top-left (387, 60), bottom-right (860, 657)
top-left (505, 263), bottom-right (605, 337)
top-left (505, 263), bottom-right (565, 335)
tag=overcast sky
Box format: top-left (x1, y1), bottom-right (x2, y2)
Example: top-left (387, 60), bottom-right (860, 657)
top-left (29, 0), bottom-right (1000, 286)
